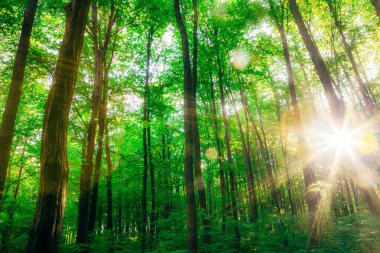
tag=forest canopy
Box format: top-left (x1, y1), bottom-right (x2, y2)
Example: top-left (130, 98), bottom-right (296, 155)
top-left (0, 0), bottom-right (380, 252)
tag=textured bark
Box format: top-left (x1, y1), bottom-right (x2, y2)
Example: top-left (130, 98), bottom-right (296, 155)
top-left (289, 0), bottom-right (342, 119)
top-left (27, 1), bottom-right (90, 252)
top-left (0, 0), bottom-right (38, 203)
top-left (173, 0), bottom-right (197, 251)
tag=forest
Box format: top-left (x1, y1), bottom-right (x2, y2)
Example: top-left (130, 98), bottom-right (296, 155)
top-left (0, 0), bottom-right (380, 252)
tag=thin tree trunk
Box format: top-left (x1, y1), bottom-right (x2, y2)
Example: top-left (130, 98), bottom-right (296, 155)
top-left (27, 1), bottom-right (90, 252)
top-left (141, 26), bottom-right (153, 253)
top-left (228, 88), bottom-right (258, 222)
top-left (327, 1), bottom-right (375, 115)
top-left (215, 50), bottom-right (240, 251)
top-left (173, 0), bottom-right (197, 251)
top-left (243, 87), bottom-right (280, 213)
top-left (105, 123), bottom-right (113, 230)
top-left (209, 73), bottom-right (227, 228)
top-left (77, 3), bottom-right (116, 243)
top-left (105, 123), bottom-right (114, 253)
top-left (0, 0), bottom-right (38, 204)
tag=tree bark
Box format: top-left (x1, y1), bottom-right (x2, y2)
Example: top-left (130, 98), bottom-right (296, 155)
top-left (289, 0), bottom-right (342, 119)
top-left (27, 1), bottom-right (90, 252)
top-left (173, 0), bottom-right (197, 251)
top-left (0, 0), bottom-right (38, 204)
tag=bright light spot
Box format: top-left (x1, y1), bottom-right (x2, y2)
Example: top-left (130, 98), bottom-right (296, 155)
top-left (230, 47), bottom-right (250, 70)
top-left (328, 128), bottom-right (355, 152)
top-left (162, 29), bottom-right (173, 46)
top-left (205, 147), bottom-right (218, 160)
top-left (357, 133), bottom-right (378, 154)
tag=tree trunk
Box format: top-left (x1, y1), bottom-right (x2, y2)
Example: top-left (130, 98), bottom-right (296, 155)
top-left (27, 1), bottom-right (90, 252)
top-left (0, 0), bottom-right (38, 204)
top-left (77, 3), bottom-right (116, 243)
top-left (242, 87), bottom-right (280, 213)
top-left (289, 0), bottom-right (342, 119)
top-left (327, 1), bottom-right (375, 115)
top-left (372, 0), bottom-right (380, 18)
top-left (209, 73), bottom-right (227, 228)
top-left (141, 26), bottom-right (153, 253)
top-left (105, 122), bottom-right (114, 230)
top-left (88, 85), bottom-right (106, 232)
top-left (191, 0), bottom-right (211, 247)
top-left (279, 14), bottom-right (320, 236)
top-left (173, 0), bottom-right (197, 251)
top-left (228, 88), bottom-right (258, 222)
top-left (216, 51), bottom-right (240, 251)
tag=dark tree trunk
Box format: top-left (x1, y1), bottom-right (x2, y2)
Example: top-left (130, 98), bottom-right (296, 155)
top-left (191, 0), bottom-right (211, 247)
top-left (215, 51), bottom-right (240, 251)
top-left (173, 0), bottom-right (197, 251)
top-left (105, 123), bottom-right (114, 230)
top-left (146, 28), bottom-right (156, 246)
top-left (27, 1), bottom-right (90, 252)
top-left (372, 0), bottom-right (380, 18)
top-left (289, 0), bottom-right (342, 119)
top-left (88, 84), bottom-right (106, 232)
top-left (209, 73), bottom-right (227, 228)
top-left (0, 0), bottom-right (38, 203)
top-left (141, 26), bottom-right (153, 253)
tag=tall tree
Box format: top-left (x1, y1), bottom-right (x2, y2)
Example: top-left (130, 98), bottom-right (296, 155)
top-left (191, 0), bottom-right (211, 247)
top-left (327, 0), bottom-right (375, 115)
top-left (268, 0), bottom-right (318, 225)
top-left (141, 25), bottom-right (154, 253)
top-left (76, 2), bottom-right (116, 244)
top-left (0, 0), bottom-right (38, 204)
top-left (289, 0), bottom-right (342, 119)
top-left (27, 0), bottom-right (91, 252)
top-left (173, 0), bottom-right (197, 251)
